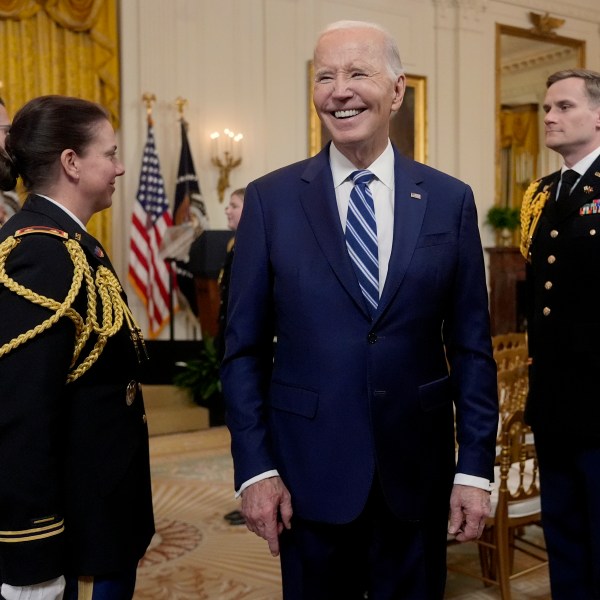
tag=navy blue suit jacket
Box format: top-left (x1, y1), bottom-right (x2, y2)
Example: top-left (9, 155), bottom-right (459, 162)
top-left (221, 144), bottom-right (498, 524)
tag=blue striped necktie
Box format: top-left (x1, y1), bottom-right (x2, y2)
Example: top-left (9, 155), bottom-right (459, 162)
top-left (346, 170), bottom-right (379, 315)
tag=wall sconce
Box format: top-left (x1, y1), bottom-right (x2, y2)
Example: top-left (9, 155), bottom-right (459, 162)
top-left (210, 128), bottom-right (243, 202)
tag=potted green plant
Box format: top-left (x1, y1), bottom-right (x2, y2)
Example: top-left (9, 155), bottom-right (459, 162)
top-left (173, 336), bottom-right (225, 426)
top-left (486, 205), bottom-right (521, 247)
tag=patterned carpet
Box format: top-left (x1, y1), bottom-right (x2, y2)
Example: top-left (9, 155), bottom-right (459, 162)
top-left (134, 427), bottom-right (550, 599)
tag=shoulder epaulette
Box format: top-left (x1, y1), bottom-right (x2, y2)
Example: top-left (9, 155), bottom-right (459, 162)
top-left (14, 226), bottom-right (69, 240)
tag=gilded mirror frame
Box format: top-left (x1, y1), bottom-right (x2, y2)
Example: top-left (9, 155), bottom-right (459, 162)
top-left (495, 23), bottom-right (586, 207)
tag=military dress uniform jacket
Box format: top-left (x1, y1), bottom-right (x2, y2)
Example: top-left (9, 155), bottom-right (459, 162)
top-left (525, 154), bottom-right (600, 446)
top-left (0, 195), bottom-right (154, 586)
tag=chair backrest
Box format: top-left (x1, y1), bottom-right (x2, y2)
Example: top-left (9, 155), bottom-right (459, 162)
top-left (495, 346), bottom-right (529, 371)
top-left (492, 332), bottom-right (527, 354)
top-left (495, 409), bottom-right (540, 521)
top-left (497, 363), bottom-right (528, 422)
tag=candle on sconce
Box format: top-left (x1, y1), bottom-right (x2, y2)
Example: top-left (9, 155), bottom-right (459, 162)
top-left (210, 131), bottom-right (220, 161)
top-left (210, 127), bottom-right (244, 202)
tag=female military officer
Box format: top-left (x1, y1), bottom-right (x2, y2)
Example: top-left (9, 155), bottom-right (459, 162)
top-left (0, 96), bottom-right (154, 600)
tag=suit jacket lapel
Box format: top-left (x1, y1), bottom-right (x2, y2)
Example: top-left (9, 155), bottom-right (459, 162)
top-left (299, 145), bottom-right (372, 316)
top-left (374, 150), bottom-right (427, 322)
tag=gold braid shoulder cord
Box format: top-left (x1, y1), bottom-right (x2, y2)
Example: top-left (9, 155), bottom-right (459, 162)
top-left (520, 179), bottom-right (551, 260)
top-left (0, 234), bottom-right (147, 383)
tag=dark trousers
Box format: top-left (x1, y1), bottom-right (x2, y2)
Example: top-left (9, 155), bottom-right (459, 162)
top-left (536, 439), bottom-right (600, 599)
top-left (64, 570), bottom-right (137, 600)
top-left (279, 480), bottom-right (447, 600)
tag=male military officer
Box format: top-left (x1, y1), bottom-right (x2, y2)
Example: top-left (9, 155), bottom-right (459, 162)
top-left (521, 68), bottom-right (600, 599)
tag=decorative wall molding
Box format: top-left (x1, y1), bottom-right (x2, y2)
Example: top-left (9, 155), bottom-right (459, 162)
top-left (433, 0), bottom-right (487, 28)
top-left (501, 45), bottom-right (577, 73)
top-left (494, 0), bottom-right (600, 24)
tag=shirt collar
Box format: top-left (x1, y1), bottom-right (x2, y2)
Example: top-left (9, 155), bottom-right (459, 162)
top-left (563, 145), bottom-right (600, 178)
top-left (329, 141), bottom-right (395, 191)
top-left (36, 194), bottom-right (87, 231)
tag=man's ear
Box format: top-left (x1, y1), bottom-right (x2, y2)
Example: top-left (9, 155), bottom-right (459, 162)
top-left (391, 74), bottom-right (406, 112)
top-left (60, 148), bottom-right (79, 180)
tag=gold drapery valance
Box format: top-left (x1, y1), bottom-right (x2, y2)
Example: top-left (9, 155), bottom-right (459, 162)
top-left (0, 0), bottom-right (119, 251)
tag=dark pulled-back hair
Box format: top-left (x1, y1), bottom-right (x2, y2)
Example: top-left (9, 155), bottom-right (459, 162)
top-left (0, 95), bottom-right (109, 192)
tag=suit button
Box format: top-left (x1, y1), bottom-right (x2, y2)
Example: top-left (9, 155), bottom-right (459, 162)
top-left (543, 307), bottom-right (551, 316)
top-left (544, 281), bottom-right (553, 290)
top-left (550, 230), bottom-right (559, 238)
top-left (547, 255), bottom-right (556, 264)
top-left (367, 332), bottom-right (378, 344)
top-left (126, 380), bottom-right (137, 406)
top-left (591, 229), bottom-right (597, 236)
top-left (142, 414), bottom-right (148, 424)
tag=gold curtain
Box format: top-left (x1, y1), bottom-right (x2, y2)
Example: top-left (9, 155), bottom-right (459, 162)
top-left (499, 104), bottom-right (539, 208)
top-left (0, 0), bottom-right (119, 252)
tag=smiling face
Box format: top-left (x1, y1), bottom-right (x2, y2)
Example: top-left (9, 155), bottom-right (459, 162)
top-left (313, 26), bottom-right (405, 167)
top-left (543, 77), bottom-right (600, 166)
top-left (76, 119), bottom-right (124, 216)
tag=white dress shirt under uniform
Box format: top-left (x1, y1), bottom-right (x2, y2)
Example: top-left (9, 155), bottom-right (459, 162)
top-left (557, 145), bottom-right (600, 196)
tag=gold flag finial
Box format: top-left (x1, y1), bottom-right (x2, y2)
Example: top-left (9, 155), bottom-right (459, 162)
top-left (142, 92), bottom-right (156, 114)
top-left (175, 97), bottom-right (188, 117)
top-left (142, 92), bottom-right (156, 126)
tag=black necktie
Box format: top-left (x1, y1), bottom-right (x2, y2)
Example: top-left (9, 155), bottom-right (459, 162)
top-left (556, 169), bottom-right (579, 202)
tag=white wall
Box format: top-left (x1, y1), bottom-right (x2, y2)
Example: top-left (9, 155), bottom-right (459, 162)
top-left (115, 0), bottom-right (600, 339)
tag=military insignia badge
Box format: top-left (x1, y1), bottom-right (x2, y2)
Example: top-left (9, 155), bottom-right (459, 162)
top-left (583, 185), bottom-right (594, 194)
top-left (579, 199), bottom-right (600, 215)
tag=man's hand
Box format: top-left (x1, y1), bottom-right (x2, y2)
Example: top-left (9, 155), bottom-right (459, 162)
top-left (447, 484), bottom-right (491, 542)
top-left (241, 476), bottom-right (293, 556)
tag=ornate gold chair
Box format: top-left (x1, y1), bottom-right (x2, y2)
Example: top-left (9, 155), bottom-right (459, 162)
top-left (448, 409), bottom-right (547, 600)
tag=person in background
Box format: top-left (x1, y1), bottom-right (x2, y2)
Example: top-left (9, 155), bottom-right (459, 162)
top-left (221, 20), bottom-right (498, 599)
top-left (216, 187), bottom-right (245, 363)
top-left (218, 188), bottom-right (246, 527)
top-left (0, 95), bottom-right (154, 600)
top-left (0, 97), bottom-right (20, 226)
top-left (520, 68), bottom-right (600, 599)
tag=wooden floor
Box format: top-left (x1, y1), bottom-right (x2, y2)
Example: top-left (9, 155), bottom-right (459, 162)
top-left (134, 427), bottom-right (550, 599)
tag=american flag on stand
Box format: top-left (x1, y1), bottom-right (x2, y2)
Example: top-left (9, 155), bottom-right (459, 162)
top-left (128, 118), bottom-right (178, 337)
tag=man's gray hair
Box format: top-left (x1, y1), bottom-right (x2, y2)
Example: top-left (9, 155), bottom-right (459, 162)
top-left (318, 20), bottom-right (404, 80)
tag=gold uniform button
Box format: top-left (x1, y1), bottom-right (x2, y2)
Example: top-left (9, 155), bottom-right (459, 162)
top-left (126, 380), bottom-right (137, 406)
top-left (544, 281), bottom-right (553, 290)
top-left (543, 307), bottom-right (551, 316)
top-left (590, 229), bottom-right (597, 236)
top-left (550, 230), bottom-right (559, 238)
top-left (547, 255), bottom-right (556, 264)
top-left (142, 414), bottom-right (147, 424)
